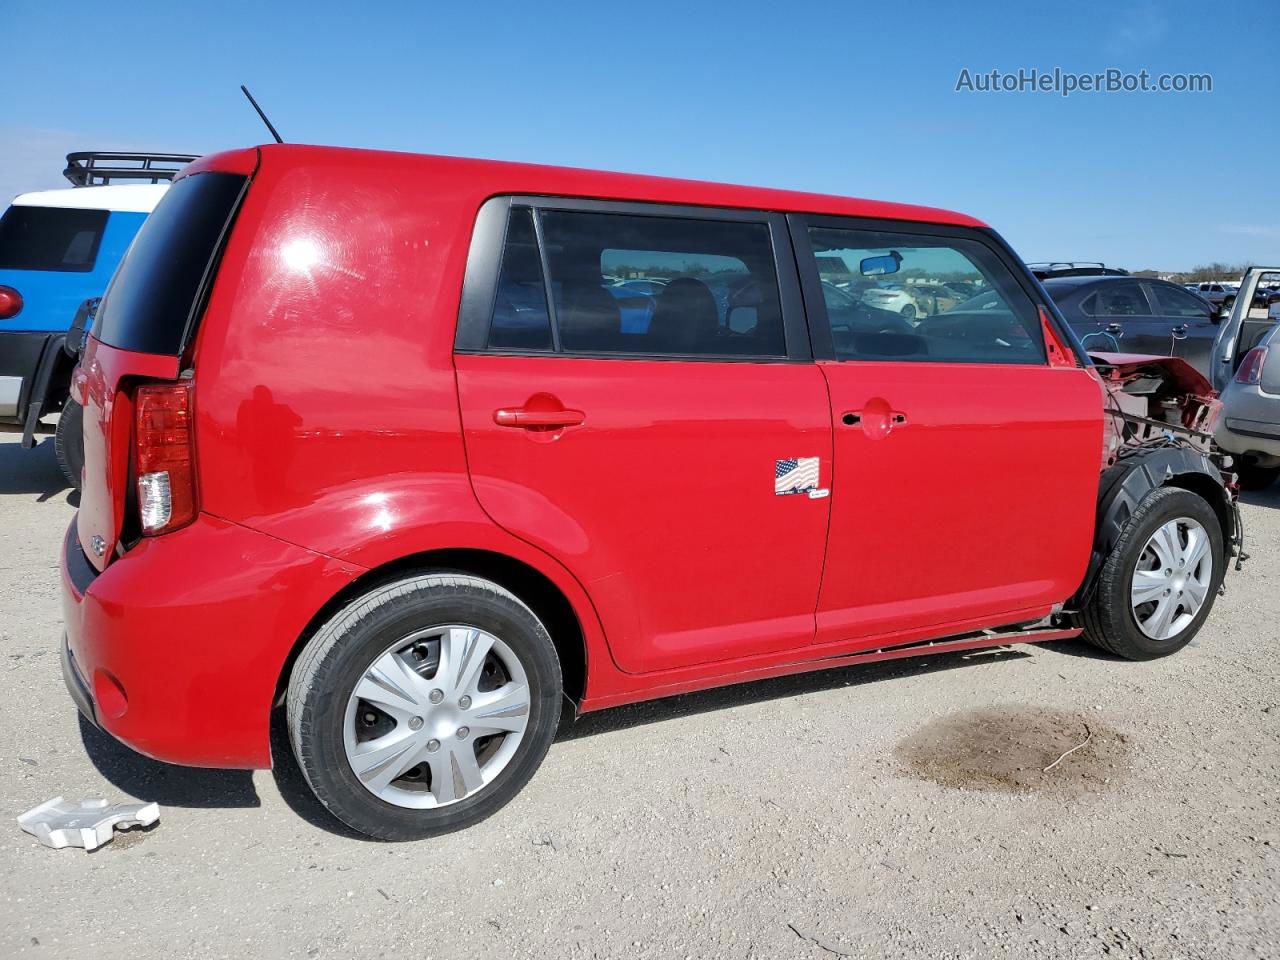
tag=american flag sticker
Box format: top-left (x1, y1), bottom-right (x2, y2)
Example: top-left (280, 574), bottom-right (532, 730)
top-left (775, 457), bottom-right (820, 495)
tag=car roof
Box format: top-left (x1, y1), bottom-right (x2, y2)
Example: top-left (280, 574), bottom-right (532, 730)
top-left (9, 184), bottom-right (169, 214)
top-left (1041, 275), bottom-right (1178, 289)
top-left (191, 144), bottom-right (989, 229)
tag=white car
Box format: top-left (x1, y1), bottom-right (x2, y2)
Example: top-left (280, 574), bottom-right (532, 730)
top-left (861, 285), bottom-right (920, 319)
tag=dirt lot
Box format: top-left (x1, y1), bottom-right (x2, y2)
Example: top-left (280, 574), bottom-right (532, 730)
top-left (1, 431), bottom-right (1277, 960)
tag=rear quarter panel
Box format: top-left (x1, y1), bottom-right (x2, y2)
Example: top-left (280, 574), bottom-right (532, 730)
top-left (190, 150), bottom-right (619, 694)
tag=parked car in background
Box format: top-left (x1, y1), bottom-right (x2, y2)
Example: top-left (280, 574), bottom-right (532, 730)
top-left (1218, 322), bottom-right (1280, 489)
top-left (1195, 282), bottom-right (1237, 314)
top-left (1044, 275), bottom-right (1220, 376)
top-left (1212, 267), bottom-right (1280, 489)
top-left (61, 144), bottom-right (1240, 841)
top-left (860, 283), bottom-right (921, 318)
top-left (0, 152), bottom-right (195, 485)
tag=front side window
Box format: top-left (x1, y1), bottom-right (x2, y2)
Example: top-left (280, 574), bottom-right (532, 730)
top-left (1094, 282), bottom-right (1151, 317)
top-left (487, 208), bottom-right (786, 358)
top-left (0, 206), bottom-right (108, 272)
top-left (807, 226), bottom-right (1043, 363)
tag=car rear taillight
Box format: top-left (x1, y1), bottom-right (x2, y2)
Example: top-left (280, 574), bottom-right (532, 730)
top-left (1236, 347), bottom-right (1268, 385)
top-left (0, 285), bottom-right (22, 319)
top-left (134, 382), bottom-right (196, 535)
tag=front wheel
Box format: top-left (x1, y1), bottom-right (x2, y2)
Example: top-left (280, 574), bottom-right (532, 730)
top-left (1081, 487), bottom-right (1224, 660)
top-left (900, 303), bottom-right (917, 320)
top-left (287, 574), bottom-right (562, 840)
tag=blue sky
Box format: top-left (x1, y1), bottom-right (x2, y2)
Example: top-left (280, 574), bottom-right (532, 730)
top-left (2, 0), bottom-right (1275, 271)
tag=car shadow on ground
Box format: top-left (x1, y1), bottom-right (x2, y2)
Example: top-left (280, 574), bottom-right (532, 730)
top-left (79, 714), bottom-right (261, 809)
top-left (0, 437), bottom-right (76, 505)
top-left (77, 644), bottom-right (1042, 840)
top-left (1241, 484), bottom-right (1280, 510)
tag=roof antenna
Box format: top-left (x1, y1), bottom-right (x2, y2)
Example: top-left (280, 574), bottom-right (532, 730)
top-left (240, 85), bottom-right (284, 144)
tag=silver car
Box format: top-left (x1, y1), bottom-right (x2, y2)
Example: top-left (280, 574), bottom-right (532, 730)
top-left (1213, 267), bottom-right (1280, 490)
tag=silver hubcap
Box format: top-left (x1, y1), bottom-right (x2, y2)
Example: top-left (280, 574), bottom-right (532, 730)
top-left (1131, 518), bottom-right (1212, 641)
top-left (343, 625), bottom-right (531, 809)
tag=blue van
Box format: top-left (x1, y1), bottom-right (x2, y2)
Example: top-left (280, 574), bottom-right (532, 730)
top-left (0, 152), bottom-right (195, 484)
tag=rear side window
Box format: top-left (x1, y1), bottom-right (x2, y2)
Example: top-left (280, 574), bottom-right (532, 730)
top-left (1093, 282), bottom-right (1151, 317)
top-left (0, 206), bottom-right (108, 272)
top-left (92, 172), bottom-right (246, 355)
top-left (489, 208), bottom-right (552, 350)
top-left (807, 226), bottom-right (1044, 363)
top-left (485, 206), bottom-right (786, 358)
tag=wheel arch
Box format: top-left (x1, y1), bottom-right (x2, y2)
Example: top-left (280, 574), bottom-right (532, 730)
top-left (1072, 445), bottom-right (1235, 606)
top-left (272, 548), bottom-right (591, 718)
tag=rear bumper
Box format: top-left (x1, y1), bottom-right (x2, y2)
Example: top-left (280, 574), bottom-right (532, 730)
top-left (1217, 416), bottom-right (1280, 458)
top-left (60, 513), bottom-right (364, 768)
top-left (0, 330), bottom-right (59, 422)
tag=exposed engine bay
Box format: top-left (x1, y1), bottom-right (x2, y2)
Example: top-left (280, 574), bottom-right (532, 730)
top-left (1089, 352), bottom-right (1226, 470)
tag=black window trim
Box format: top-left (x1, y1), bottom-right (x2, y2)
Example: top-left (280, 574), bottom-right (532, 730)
top-left (455, 194), bottom-right (812, 363)
top-left (787, 212), bottom-right (1069, 366)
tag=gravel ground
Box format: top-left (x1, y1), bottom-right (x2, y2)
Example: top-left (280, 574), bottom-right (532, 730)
top-left (1, 431), bottom-right (1277, 960)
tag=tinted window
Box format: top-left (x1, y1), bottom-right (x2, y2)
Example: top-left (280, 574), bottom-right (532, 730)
top-left (536, 210), bottom-right (785, 357)
top-left (808, 226), bottom-right (1043, 363)
top-left (0, 206), bottom-right (108, 272)
top-left (1094, 282), bottom-right (1151, 317)
top-left (93, 172), bottom-right (246, 355)
top-left (1152, 283), bottom-right (1210, 317)
top-left (489, 207), bottom-right (552, 350)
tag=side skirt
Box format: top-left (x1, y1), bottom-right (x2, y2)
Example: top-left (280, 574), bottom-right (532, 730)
top-left (578, 623), bottom-right (1081, 713)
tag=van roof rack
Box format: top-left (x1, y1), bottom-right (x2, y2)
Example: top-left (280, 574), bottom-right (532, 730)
top-left (63, 151), bottom-right (200, 187)
top-left (1026, 262), bottom-right (1130, 280)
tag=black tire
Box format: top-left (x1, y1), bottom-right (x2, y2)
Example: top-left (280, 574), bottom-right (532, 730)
top-left (1236, 463), bottom-right (1280, 491)
top-left (54, 399), bottom-right (84, 490)
top-left (287, 573), bottom-right (562, 840)
top-left (1081, 487), bottom-right (1225, 660)
top-left (900, 303), bottom-right (917, 320)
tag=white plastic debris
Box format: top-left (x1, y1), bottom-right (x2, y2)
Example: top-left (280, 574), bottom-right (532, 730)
top-left (17, 797), bottom-right (160, 851)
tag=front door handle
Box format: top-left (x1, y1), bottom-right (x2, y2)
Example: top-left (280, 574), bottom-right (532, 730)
top-left (841, 400), bottom-right (907, 440)
top-left (1105, 323), bottom-right (1124, 336)
top-left (1171, 323), bottom-right (1189, 339)
top-left (493, 407), bottom-right (586, 429)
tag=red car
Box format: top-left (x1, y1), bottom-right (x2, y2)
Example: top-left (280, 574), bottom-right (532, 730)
top-left (60, 145), bottom-right (1241, 839)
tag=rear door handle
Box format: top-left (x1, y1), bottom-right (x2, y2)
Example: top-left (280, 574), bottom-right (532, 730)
top-left (493, 407), bottom-right (586, 428)
top-left (1171, 323), bottom-right (1189, 339)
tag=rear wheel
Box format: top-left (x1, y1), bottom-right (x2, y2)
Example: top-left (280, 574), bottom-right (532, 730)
top-left (900, 303), bottom-right (917, 320)
top-left (1082, 487), bottom-right (1224, 660)
top-left (287, 573), bottom-right (562, 840)
top-left (54, 399), bottom-right (84, 490)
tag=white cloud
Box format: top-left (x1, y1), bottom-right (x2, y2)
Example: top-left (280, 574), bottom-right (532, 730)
top-left (1218, 224), bottom-right (1280, 239)
top-left (1104, 2), bottom-right (1170, 55)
